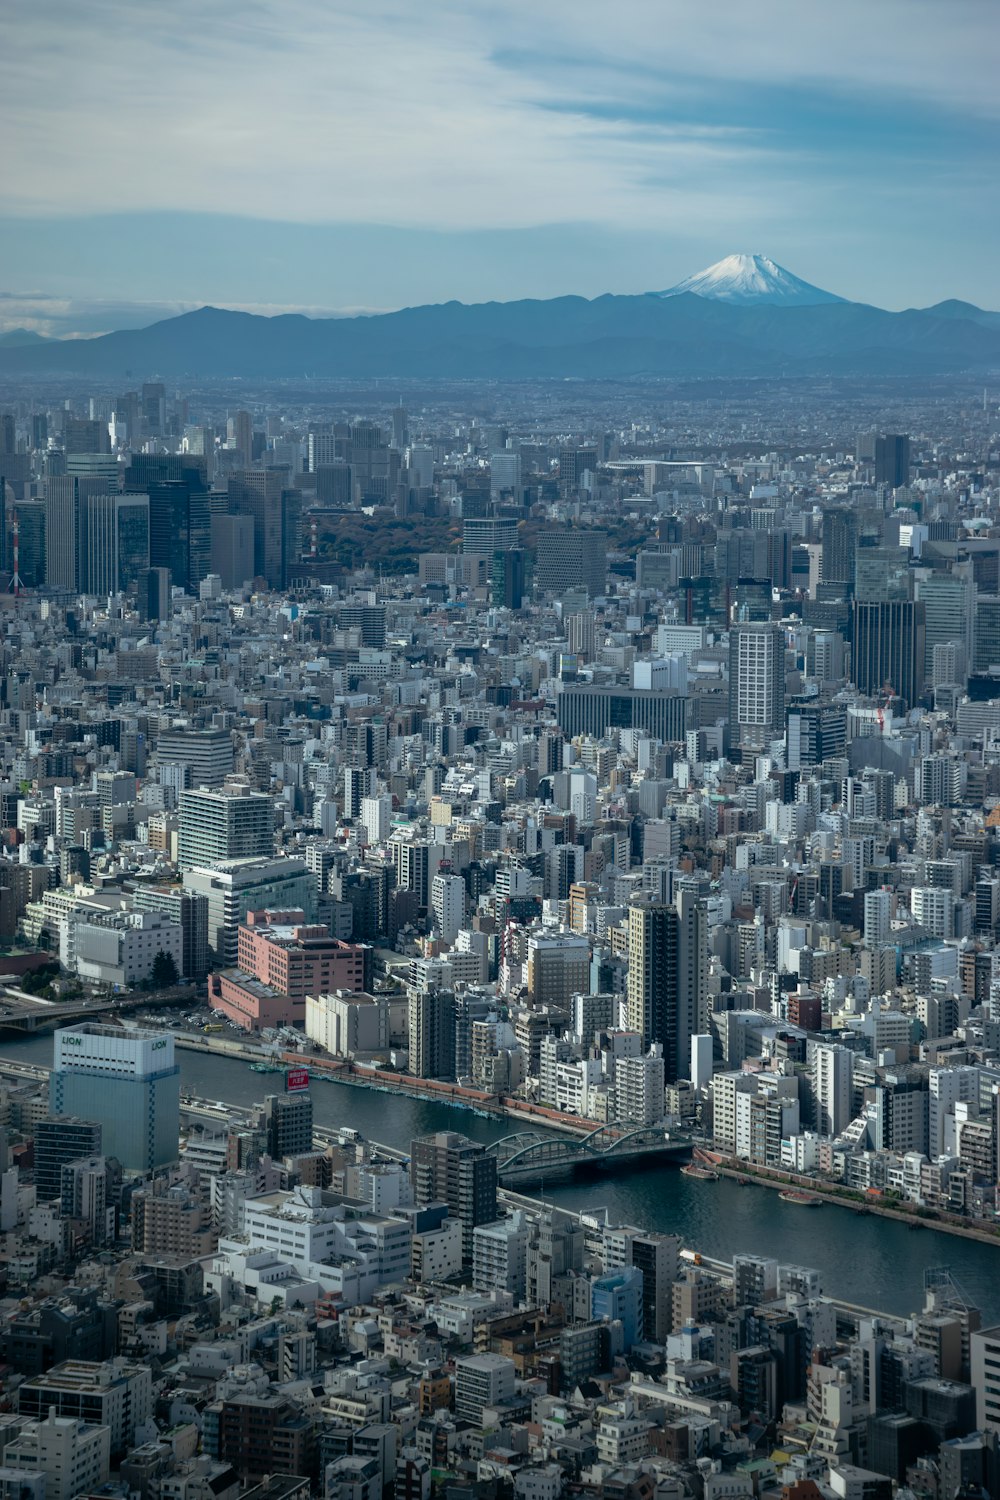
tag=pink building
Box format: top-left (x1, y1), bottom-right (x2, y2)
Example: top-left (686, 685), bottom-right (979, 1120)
top-left (208, 909), bottom-right (370, 1031)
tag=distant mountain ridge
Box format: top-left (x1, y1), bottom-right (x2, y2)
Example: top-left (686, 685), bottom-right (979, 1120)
top-left (0, 256), bottom-right (997, 379)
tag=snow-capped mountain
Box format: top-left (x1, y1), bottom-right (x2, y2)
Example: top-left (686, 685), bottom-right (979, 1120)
top-left (654, 253), bottom-right (845, 306)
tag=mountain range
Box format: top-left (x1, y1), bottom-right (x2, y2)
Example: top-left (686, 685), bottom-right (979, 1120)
top-left (1, 255), bottom-right (998, 380)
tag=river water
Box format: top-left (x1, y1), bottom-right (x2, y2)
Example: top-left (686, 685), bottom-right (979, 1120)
top-left (6, 1032), bottom-right (1000, 1323)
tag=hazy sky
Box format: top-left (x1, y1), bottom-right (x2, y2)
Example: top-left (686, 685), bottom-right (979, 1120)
top-left (1, 0), bottom-right (997, 335)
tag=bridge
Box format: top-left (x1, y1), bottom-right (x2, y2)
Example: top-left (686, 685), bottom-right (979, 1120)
top-left (0, 986), bottom-right (197, 1032)
top-left (486, 1123), bottom-right (692, 1187)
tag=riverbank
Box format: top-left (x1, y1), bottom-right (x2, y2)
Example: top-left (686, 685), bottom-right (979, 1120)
top-left (708, 1157), bottom-right (1000, 1248)
top-left (277, 1050), bottom-right (608, 1139)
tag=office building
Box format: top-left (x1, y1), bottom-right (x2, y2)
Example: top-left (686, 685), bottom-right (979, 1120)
top-left (728, 620), bottom-right (786, 755)
top-left (49, 1025), bottom-right (180, 1174)
top-left (126, 456), bottom-right (212, 593)
top-left (228, 470), bottom-right (302, 589)
top-left (343, 766), bottom-right (376, 821)
top-left (157, 728), bottom-right (234, 788)
top-left (875, 434), bottom-right (911, 489)
top-left (263, 1083), bottom-right (313, 1159)
top-left (183, 857), bottom-right (316, 965)
top-left (210, 512), bottom-right (255, 590)
top-left (131, 887), bottom-right (209, 979)
top-left (453, 1354), bottom-right (515, 1423)
top-left (852, 599), bottom-right (926, 709)
top-left (535, 528), bottom-right (607, 597)
top-left (462, 516), bottom-right (518, 555)
top-left (410, 1131), bottom-right (497, 1261)
top-left (178, 786), bottom-right (274, 871)
top-left (820, 508), bottom-right (857, 597)
top-left (34, 1117), bottom-right (103, 1203)
top-left (626, 891), bottom-right (705, 1084)
top-left (556, 683), bottom-right (686, 743)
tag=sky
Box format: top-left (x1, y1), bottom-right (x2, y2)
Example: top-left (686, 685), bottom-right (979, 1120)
top-left (1, 0), bottom-right (997, 337)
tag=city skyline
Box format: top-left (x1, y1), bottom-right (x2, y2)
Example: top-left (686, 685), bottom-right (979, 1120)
top-left (1, 0), bottom-right (997, 336)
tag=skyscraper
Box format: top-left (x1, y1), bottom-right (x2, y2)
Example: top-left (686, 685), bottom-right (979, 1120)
top-left (228, 470), bottom-right (301, 589)
top-left (49, 1025), bottom-right (180, 1173)
top-left (820, 507), bottom-right (857, 597)
top-left (875, 434), bottom-right (911, 489)
top-left (852, 599), bottom-right (926, 709)
top-left (626, 894), bottom-right (699, 1084)
top-left (125, 455), bottom-right (211, 593)
top-left (728, 621), bottom-right (786, 755)
top-left (81, 493), bottom-right (150, 596)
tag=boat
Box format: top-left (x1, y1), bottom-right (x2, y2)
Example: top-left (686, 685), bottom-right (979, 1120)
top-left (249, 1061), bottom-right (284, 1074)
top-left (681, 1163), bottom-right (719, 1181)
top-left (779, 1189), bottom-right (820, 1206)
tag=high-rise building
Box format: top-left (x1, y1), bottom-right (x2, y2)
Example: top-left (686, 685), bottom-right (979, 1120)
top-left (80, 492), bottom-right (149, 596)
top-left (125, 455), bottom-right (211, 593)
top-left (431, 872), bottom-right (465, 945)
top-left (34, 1117), bottom-right (103, 1202)
top-left (875, 434), bottom-right (911, 489)
top-left (50, 1025), bottom-right (180, 1173)
top-left (228, 470), bottom-right (301, 588)
top-left (210, 513), bottom-right (255, 590)
top-left (462, 516), bottom-right (519, 555)
top-left (852, 599), bottom-right (926, 709)
top-left (343, 766), bottom-right (377, 821)
top-left (408, 989), bottom-right (456, 1080)
top-left (178, 786), bottom-right (274, 871)
top-left (626, 894), bottom-right (704, 1085)
top-left (410, 1131), bottom-right (497, 1261)
top-left (813, 1042), bottom-right (854, 1139)
top-left (728, 621), bottom-right (786, 755)
top-left (158, 728), bottom-right (234, 788)
top-left (535, 528), bottom-right (607, 597)
top-left (182, 856), bottom-right (316, 965)
top-left (263, 1080), bottom-right (313, 1158)
top-left (820, 508), bottom-right (857, 597)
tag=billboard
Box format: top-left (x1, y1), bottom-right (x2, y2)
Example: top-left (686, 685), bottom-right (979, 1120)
top-left (286, 1067), bottom-right (310, 1092)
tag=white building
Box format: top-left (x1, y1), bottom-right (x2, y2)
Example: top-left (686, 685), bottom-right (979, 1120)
top-left (431, 873), bottom-right (466, 945)
top-left (5, 1414), bottom-right (110, 1500)
top-left (305, 989), bottom-right (390, 1058)
top-left (454, 1354), bottom-right (515, 1422)
top-left (813, 1043), bottom-right (855, 1139)
top-left (361, 795), bottom-right (392, 845)
top-left (614, 1047), bottom-right (665, 1126)
top-left (473, 1212), bottom-right (529, 1299)
top-left (67, 908), bottom-right (184, 987)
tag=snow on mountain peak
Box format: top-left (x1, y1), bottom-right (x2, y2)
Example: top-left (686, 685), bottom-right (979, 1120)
top-left (654, 253), bottom-right (845, 306)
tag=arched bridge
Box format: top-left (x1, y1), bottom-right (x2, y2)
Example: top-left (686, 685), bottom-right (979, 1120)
top-left (487, 1123), bottom-right (692, 1186)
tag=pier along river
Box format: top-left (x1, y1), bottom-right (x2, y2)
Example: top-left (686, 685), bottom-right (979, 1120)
top-left (5, 1031), bottom-right (1000, 1324)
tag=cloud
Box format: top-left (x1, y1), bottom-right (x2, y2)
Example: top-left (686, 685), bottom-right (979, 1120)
top-left (3, 0), bottom-right (991, 236)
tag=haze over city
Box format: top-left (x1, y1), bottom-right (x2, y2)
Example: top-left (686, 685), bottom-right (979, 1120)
top-left (1, 5), bottom-right (1000, 1500)
top-left (2, 0), bottom-right (999, 335)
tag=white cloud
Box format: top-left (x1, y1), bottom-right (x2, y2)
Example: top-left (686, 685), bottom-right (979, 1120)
top-left (4, 0), bottom-right (985, 235)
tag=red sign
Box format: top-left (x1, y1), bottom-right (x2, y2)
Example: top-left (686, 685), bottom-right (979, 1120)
top-left (286, 1068), bottom-right (310, 1092)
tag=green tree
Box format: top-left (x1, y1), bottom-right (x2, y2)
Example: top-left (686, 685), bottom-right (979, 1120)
top-left (151, 950), bottom-right (180, 989)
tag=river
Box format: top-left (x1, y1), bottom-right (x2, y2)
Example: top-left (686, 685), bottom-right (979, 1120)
top-left (6, 1031), bottom-right (1000, 1323)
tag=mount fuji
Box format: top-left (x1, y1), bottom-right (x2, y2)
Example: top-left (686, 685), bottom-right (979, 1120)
top-left (1, 256), bottom-right (998, 378)
top-left (655, 253), bottom-right (845, 307)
